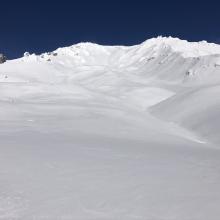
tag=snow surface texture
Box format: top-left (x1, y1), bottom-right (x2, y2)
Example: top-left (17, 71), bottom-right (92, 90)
top-left (1, 36), bottom-right (220, 220)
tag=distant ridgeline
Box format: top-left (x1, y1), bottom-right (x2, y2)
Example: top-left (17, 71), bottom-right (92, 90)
top-left (0, 54), bottom-right (7, 63)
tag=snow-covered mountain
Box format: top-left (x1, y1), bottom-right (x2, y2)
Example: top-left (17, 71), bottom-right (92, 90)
top-left (1, 37), bottom-right (220, 220)
top-left (3, 36), bottom-right (220, 83)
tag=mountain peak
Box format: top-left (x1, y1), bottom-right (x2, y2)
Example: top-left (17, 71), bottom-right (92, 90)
top-left (141, 36), bottom-right (220, 57)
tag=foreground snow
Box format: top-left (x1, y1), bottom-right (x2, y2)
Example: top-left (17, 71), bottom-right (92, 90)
top-left (1, 37), bottom-right (220, 219)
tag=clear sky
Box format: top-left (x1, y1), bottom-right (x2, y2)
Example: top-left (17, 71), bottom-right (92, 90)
top-left (1, 0), bottom-right (220, 59)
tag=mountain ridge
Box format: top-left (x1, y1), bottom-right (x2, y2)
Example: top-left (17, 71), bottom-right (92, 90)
top-left (9, 36), bottom-right (220, 61)
top-left (4, 36), bottom-right (217, 86)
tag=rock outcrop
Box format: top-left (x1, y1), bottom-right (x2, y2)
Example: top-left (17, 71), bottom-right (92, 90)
top-left (0, 54), bottom-right (6, 63)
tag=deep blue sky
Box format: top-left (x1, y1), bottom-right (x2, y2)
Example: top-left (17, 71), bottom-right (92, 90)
top-left (1, 0), bottom-right (220, 59)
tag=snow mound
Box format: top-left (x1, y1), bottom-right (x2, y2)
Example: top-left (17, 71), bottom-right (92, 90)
top-left (151, 85), bottom-right (220, 145)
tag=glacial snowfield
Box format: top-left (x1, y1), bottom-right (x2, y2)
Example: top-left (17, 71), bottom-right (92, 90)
top-left (1, 37), bottom-right (220, 220)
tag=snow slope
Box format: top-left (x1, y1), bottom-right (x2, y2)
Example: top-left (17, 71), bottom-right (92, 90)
top-left (1, 37), bottom-right (220, 220)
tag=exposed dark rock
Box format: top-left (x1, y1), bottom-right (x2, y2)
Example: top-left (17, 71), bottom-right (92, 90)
top-left (24, 52), bottom-right (30, 57)
top-left (0, 54), bottom-right (7, 64)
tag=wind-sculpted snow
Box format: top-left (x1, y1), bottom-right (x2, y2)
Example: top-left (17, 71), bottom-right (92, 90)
top-left (0, 37), bottom-right (220, 220)
top-left (151, 85), bottom-right (220, 145)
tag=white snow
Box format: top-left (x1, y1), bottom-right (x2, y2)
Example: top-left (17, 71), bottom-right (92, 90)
top-left (1, 37), bottom-right (220, 220)
top-left (141, 36), bottom-right (220, 58)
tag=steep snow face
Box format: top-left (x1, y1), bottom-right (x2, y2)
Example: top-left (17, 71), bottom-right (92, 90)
top-left (1, 37), bottom-right (220, 220)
